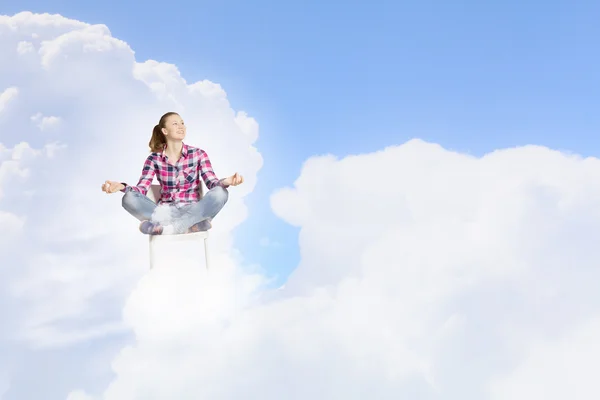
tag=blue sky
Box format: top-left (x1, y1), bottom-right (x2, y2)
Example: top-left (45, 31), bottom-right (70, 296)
top-left (3, 0), bottom-right (599, 285)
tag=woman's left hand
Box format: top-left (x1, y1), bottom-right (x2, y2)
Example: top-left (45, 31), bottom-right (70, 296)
top-left (222, 172), bottom-right (244, 187)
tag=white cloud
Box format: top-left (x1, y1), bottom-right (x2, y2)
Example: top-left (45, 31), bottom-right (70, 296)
top-left (31, 112), bottom-right (61, 130)
top-left (235, 111), bottom-right (259, 143)
top-left (16, 41), bottom-right (33, 54)
top-left (66, 391), bottom-right (95, 400)
top-left (68, 140), bottom-right (600, 399)
top-left (488, 316), bottom-right (600, 399)
top-left (0, 141), bottom-right (61, 200)
top-left (0, 10), bottom-right (262, 400)
top-left (0, 87), bottom-right (18, 113)
top-left (259, 236), bottom-right (279, 247)
top-left (0, 210), bottom-right (24, 233)
top-left (188, 79), bottom-right (227, 100)
top-left (38, 23), bottom-right (129, 69)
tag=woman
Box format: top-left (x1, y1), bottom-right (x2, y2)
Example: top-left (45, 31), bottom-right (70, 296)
top-left (101, 111), bottom-right (243, 235)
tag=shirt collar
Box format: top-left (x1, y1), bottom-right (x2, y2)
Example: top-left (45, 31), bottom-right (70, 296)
top-left (161, 142), bottom-right (188, 158)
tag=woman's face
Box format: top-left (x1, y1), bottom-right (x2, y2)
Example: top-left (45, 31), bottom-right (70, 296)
top-left (162, 114), bottom-right (186, 141)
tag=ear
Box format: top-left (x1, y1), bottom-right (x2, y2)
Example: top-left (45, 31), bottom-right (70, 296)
top-left (161, 127), bottom-right (168, 136)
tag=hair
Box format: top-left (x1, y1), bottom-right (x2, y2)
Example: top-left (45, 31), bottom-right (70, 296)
top-left (149, 112), bottom-right (179, 152)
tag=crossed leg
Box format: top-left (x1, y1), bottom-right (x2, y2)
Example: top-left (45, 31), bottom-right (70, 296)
top-left (122, 186), bottom-right (229, 235)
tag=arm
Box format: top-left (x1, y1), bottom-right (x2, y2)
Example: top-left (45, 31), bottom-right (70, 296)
top-left (120, 155), bottom-right (156, 195)
top-left (198, 150), bottom-right (228, 190)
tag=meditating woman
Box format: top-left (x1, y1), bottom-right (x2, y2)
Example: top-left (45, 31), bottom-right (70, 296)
top-left (101, 111), bottom-right (243, 235)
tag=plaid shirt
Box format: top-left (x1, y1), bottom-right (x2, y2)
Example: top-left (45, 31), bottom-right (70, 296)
top-left (121, 143), bottom-right (225, 205)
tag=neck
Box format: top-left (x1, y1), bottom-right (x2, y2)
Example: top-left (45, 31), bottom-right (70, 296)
top-left (165, 140), bottom-right (183, 157)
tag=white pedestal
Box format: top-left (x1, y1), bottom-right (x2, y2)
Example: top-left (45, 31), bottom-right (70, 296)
top-left (149, 232), bottom-right (210, 270)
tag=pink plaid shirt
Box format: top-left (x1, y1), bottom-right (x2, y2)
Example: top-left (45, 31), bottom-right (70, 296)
top-left (121, 143), bottom-right (226, 205)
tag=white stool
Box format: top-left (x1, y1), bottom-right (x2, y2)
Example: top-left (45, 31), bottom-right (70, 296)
top-left (146, 184), bottom-right (210, 270)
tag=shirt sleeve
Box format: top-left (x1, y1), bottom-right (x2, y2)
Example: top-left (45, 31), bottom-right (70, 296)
top-left (120, 154), bottom-right (156, 195)
top-left (198, 149), bottom-right (227, 190)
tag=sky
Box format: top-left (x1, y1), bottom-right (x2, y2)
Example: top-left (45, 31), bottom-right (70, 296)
top-left (1, 1), bottom-right (600, 399)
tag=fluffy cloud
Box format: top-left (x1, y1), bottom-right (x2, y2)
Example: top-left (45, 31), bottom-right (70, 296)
top-left (0, 87), bottom-right (18, 113)
top-left (489, 316), bottom-right (600, 399)
top-left (70, 140), bottom-right (600, 399)
top-left (0, 11), bottom-right (262, 399)
top-left (0, 141), bottom-right (60, 235)
top-left (30, 112), bottom-right (61, 130)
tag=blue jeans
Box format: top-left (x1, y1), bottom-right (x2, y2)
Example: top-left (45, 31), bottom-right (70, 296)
top-left (121, 186), bottom-right (229, 234)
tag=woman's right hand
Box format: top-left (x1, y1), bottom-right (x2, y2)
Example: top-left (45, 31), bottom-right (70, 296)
top-left (102, 180), bottom-right (125, 194)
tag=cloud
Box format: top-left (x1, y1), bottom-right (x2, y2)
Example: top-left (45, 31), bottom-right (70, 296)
top-left (16, 41), bottom-right (34, 54)
top-left (259, 236), bottom-right (280, 247)
top-left (235, 111), bottom-right (259, 143)
top-left (0, 141), bottom-right (59, 206)
top-left (30, 112), bottom-right (61, 130)
top-left (66, 391), bottom-right (95, 400)
top-left (0, 87), bottom-right (18, 113)
top-left (488, 316), bottom-right (600, 399)
top-left (0, 11), bottom-right (262, 400)
top-left (0, 210), bottom-right (24, 234)
top-left (67, 140), bottom-right (600, 399)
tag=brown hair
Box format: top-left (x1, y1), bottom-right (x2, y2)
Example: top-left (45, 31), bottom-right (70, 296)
top-left (149, 112), bottom-right (179, 152)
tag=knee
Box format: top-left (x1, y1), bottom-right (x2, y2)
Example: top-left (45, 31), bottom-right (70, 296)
top-left (121, 191), bottom-right (137, 210)
top-left (213, 185), bottom-right (229, 203)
